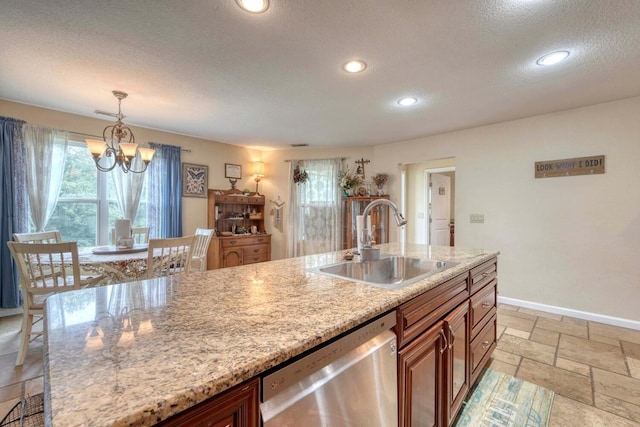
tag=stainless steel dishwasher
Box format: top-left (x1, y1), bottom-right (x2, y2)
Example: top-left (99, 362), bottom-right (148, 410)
top-left (261, 311), bottom-right (398, 426)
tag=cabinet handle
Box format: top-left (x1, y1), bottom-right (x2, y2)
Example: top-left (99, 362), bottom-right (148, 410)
top-left (481, 302), bottom-right (492, 309)
top-left (439, 330), bottom-right (448, 354)
top-left (230, 240), bottom-right (237, 245)
top-left (482, 341), bottom-right (491, 349)
top-left (258, 238), bottom-right (264, 242)
top-left (448, 325), bottom-right (455, 349)
top-left (253, 248), bottom-right (259, 253)
top-left (482, 272), bottom-right (490, 277)
top-left (253, 256), bottom-right (259, 261)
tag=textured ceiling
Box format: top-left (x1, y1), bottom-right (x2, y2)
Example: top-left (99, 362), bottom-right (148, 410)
top-left (1, 0), bottom-right (640, 150)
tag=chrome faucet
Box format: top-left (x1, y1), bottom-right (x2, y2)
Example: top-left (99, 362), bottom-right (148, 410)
top-left (360, 199), bottom-right (407, 249)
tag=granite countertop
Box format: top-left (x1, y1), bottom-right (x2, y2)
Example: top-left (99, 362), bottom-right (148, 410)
top-left (44, 243), bottom-right (498, 426)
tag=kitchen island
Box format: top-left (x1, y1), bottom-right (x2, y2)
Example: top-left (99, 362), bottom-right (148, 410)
top-left (44, 243), bottom-right (498, 426)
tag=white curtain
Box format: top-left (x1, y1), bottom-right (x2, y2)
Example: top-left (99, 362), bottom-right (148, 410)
top-left (286, 159), bottom-right (343, 258)
top-left (111, 153), bottom-right (145, 223)
top-left (23, 124), bottom-right (68, 231)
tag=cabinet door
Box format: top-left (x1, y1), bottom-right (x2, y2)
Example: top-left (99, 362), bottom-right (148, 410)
top-left (223, 248), bottom-right (243, 267)
top-left (158, 378), bottom-right (259, 427)
top-left (443, 302), bottom-right (470, 426)
top-left (398, 320), bottom-right (445, 427)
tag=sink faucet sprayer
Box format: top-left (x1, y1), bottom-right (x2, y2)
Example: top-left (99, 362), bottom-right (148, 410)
top-left (356, 199), bottom-right (407, 255)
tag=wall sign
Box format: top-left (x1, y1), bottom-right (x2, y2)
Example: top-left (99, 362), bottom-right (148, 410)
top-left (535, 155), bottom-right (605, 179)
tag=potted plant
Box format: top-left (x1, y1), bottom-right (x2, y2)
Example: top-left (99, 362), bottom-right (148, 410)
top-left (372, 173), bottom-right (388, 196)
top-left (338, 167), bottom-right (364, 196)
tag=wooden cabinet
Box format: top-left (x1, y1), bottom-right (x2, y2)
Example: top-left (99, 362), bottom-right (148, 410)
top-left (342, 196), bottom-right (390, 250)
top-left (443, 302), bottom-right (470, 426)
top-left (207, 189), bottom-right (271, 270)
top-left (158, 378), bottom-right (259, 427)
top-left (397, 257), bottom-right (498, 427)
top-left (469, 258), bottom-right (498, 384)
top-left (398, 320), bottom-right (445, 427)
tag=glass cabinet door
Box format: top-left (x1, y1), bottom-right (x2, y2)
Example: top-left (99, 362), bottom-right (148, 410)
top-left (343, 197), bottom-right (389, 250)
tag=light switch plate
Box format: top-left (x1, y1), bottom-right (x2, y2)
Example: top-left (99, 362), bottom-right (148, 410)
top-left (470, 214), bottom-right (485, 223)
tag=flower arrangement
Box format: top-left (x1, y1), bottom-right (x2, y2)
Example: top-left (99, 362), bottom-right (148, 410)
top-left (293, 163), bottom-right (309, 184)
top-left (338, 167), bottom-right (364, 192)
top-left (372, 173), bottom-right (388, 187)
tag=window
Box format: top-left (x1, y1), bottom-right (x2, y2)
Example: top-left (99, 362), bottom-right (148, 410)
top-left (287, 159), bottom-right (342, 257)
top-left (44, 141), bottom-right (147, 247)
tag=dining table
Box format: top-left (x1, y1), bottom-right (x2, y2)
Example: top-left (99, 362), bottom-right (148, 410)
top-left (77, 244), bottom-right (152, 285)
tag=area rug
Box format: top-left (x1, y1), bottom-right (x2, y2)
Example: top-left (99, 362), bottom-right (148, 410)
top-left (453, 368), bottom-right (554, 427)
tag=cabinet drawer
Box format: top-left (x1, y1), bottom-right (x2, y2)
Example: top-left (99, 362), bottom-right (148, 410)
top-left (243, 245), bottom-right (268, 256)
top-left (396, 272), bottom-right (469, 349)
top-left (222, 235), bottom-right (271, 248)
top-left (470, 257), bottom-right (497, 295)
top-left (470, 314), bottom-right (497, 382)
top-left (243, 252), bottom-right (269, 265)
top-left (470, 283), bottom-right (497, 336)
top-left (217, 195), bottom-right (249, 203)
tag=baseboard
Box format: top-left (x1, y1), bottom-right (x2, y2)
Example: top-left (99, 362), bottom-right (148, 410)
top-left (498, 296), bottom-right (640, 331)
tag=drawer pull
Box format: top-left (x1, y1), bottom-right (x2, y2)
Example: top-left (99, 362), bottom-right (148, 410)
top-left (258, 238), bottom-right (264, 242)
top-left (481, 302), bottom-right (492, 309)
top-left (482, 272), bottom-right (490, 277)
top-left (230, 240), bottom-right (237, 245)
top-left (253, 248), bottom-right (259, 253)
top-left (482, 341), bottom-right (491, 349)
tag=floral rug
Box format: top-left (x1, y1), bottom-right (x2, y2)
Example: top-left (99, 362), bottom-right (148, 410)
top-left (453, 368), bottom-right (554, 427)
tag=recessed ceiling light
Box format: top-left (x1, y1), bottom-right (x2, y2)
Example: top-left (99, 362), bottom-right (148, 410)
top-left (536, 50), bottom-right (570, 66)
top-left (235, 0), bottom-right (269, 13)
top-left (397, 97), bottom-right (418, 106)
top-left (342, 60), bottom-right (367, 73)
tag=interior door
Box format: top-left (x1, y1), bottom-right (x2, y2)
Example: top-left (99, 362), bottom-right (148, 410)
top-left (429, 173), bottom-right (451, 246)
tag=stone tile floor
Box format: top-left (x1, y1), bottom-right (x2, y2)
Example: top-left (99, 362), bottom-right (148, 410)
top-left (1, 305), bottom-right (639, 426)
top-left (492, 304), bottom-right (640, 426)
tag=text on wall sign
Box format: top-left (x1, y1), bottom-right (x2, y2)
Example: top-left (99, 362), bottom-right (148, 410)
top-left (534, 155), bottom-right (605, 179)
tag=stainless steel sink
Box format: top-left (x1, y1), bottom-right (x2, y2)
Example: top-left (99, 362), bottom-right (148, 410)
top-left (313, 256), bottom-right (458, 290)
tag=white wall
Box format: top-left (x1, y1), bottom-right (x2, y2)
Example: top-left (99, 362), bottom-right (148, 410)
top-left (375, 96), bottom-right (640, 322)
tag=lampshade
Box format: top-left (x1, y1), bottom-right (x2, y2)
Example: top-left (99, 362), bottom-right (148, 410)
top-left (253, 161), bottom-right (265, 177)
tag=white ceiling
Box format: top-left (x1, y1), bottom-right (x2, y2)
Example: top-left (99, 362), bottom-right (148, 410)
top-left (2, 0), bottom-right (640, 150)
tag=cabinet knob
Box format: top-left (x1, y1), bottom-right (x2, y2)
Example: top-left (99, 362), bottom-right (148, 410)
top-left (230, 240), bottom-right (237, 245)
top-left (253, 248), bottom-right (259, 253)
top-left (482, 272), bottom-right (490, 277)
top-left (482, 341), bottom-right (491, 349)
top-left (481, 302), bottom-right (492, 309)
top-left (253, 256), bottom-right (259, 261)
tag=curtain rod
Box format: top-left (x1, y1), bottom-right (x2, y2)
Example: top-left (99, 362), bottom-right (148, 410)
top-left (68, 130), bottom-right (192, 152)
top-left (284, 157), bottom-right (346, 162)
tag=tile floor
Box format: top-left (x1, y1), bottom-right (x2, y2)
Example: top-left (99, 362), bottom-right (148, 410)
top-left (1, 305), bottom-right (639, 426)
top-left (491, 304), bottom-right (640, 426)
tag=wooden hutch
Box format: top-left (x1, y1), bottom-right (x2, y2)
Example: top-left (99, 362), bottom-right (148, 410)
top-left (342, 195), bottom-right (390, 250)
top-left (207, 189), bottom-right (271, 269)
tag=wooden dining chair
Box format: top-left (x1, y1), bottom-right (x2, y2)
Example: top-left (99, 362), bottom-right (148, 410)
top-left (190, 228), bottom-right (215, 272)
top-left (13, 230), bottom-right (62, 244)
top-left (146, 235), bottom-right (195, 279)
top-left (7, 241), bottom-right (83, 366)
top-left (13, 230), bottom-right (104, 287)
top-left (111, 226), bottom-right (150, 245)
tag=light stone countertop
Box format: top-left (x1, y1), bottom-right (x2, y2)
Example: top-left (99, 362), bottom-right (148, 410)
top-left (44, 243), bottom-right (499, 426)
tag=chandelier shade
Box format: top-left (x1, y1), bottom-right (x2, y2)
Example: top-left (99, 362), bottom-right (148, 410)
top-left (86, 90), bottom-right (154, 173)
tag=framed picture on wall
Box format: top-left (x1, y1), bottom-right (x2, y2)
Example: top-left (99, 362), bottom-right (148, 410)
top-left (182, 163), bottom-right (208, 198)
top-left (225, 163), bottom-right (242, 179)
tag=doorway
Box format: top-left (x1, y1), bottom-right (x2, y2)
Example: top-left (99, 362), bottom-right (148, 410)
top-left (400, 159), bottom-right (456, 246)
top-left (425, 167), bottom-right (455, 246)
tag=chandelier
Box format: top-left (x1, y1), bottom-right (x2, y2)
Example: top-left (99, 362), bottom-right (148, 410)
top-left (85, 90), bottom-right (155, 173)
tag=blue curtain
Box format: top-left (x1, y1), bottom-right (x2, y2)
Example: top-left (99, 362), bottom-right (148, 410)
top-left (1, 117), bottom-right (26, 308)
top-left (148, 143), bottom-right (182, 238)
